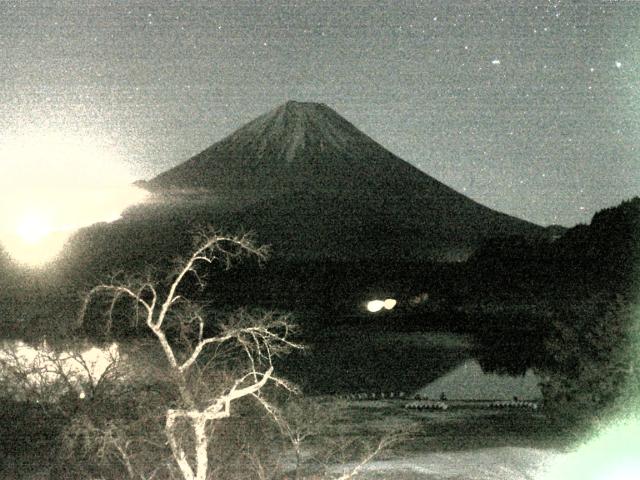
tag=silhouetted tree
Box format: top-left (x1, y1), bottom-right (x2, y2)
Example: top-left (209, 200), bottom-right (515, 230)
top-left (538, 294), bottom-right (639, 428)
top-left (78, 229), bottom-right (302, 480)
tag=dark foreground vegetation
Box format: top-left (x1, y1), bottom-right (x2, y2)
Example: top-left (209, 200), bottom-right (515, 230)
top-left (0, 198), bottom-right (639, 478)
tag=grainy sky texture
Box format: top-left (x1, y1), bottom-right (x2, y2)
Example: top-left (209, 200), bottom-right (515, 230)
top-left (1, 1), bottom-right (639, 226)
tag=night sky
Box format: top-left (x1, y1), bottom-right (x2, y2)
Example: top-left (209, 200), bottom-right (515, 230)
top-left (1, 1), bottom-right (639, 227)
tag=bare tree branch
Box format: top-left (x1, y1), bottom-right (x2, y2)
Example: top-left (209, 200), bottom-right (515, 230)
top-left (76, 228), bottom-right (299, 480)
top-left (333, 435), bottom-right (395, 480)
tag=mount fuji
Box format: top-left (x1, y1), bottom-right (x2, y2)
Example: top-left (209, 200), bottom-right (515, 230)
top-left (134, 101), bottom-right (542, 262)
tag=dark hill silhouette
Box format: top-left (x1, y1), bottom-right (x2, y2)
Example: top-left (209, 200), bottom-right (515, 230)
top-left (466, 197), bottom-right (640, 299)
top-left (553, 197), bottom-right (640, 285)
top-left (133, 101), bottom-right (542, 263)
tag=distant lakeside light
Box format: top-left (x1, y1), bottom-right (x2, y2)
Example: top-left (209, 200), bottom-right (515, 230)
top-left (366, 298), bottom-right (397, 313)
top-left (384, 298), bottom-right (397, 310)
top-left (0, 129), bottom-right (148, 267)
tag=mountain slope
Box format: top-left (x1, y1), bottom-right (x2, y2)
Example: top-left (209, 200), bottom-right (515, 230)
top-left (147, 100), bottom-right (441, 194)
top-left (139, 101), bottom-right (542, 261)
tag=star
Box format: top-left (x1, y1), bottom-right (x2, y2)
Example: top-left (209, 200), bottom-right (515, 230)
top-left (0, 1), bottom-right (632, 227)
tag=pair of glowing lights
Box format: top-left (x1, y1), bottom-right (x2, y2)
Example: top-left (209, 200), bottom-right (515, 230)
top-left (366, 298), bottom-right (397, 313)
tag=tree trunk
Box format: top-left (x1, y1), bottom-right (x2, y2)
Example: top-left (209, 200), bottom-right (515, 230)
top-left (166, 412), bottom-right (196, 480)
top-left (194, 417), bottom-right (209, 480)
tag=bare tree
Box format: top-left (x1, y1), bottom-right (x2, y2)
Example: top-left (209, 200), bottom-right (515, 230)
top-left (78, 230), bottom-right (302, 480)
top-left (276, 397), bottom-right (410, 480)
top-left (331, 434), bottom-right (401, 480)
top-left (0, 339), bottom-right (121, 409)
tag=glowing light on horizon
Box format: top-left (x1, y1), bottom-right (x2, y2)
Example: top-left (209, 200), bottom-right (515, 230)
top-left (16, 211), bottom-right (54, 244)
top-left (0, 129), bottom-right (148, 266)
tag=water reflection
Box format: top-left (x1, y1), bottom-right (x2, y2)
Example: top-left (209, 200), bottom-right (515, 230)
top-left (417, 359), bottom-right (542, 401)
